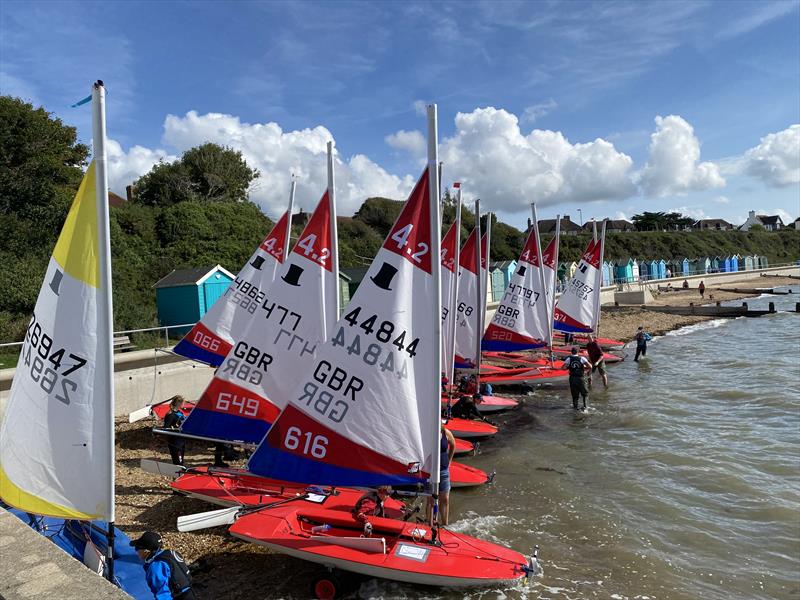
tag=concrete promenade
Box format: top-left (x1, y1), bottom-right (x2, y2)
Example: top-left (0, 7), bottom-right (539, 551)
top-left (0, 510), bottom-right (131, 600)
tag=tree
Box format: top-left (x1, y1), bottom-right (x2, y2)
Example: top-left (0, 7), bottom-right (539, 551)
top-left (133, 143), bottom-right (259, 207)
top-left (0, 96), bottom-right (90, 216)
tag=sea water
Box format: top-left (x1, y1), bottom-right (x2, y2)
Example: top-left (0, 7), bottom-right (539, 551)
top-left (366, 288), bottom-right (800, 600)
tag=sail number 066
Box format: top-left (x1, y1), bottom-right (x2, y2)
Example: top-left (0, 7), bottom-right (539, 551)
top-left (284, 426), bottom-right (328, 458)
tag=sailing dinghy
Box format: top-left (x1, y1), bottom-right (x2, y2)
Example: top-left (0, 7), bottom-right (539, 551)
top-left (225, 106), bottom-right (538, 591)
top-left (0, 82), bottom-right (150, 599)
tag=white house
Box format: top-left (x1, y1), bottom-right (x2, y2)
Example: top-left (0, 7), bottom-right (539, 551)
top-left (740, 210), bottom-right (786, 231)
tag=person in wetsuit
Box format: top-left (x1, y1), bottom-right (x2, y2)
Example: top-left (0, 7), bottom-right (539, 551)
top-left (562, 346), bottom-right (591, 411)
top-left (586, 335), bottom-right (608, 389)
top-left (163, 395), bottom-right (187, 466)
top-left (634, 326), bottom-right (649, 362)
top-left (131, 531), bottom-right (196, 600)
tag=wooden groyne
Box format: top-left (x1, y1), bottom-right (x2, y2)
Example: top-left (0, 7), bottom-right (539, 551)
top-left (717, 287), bottom-right (793, 295)
top-left (760, 273), bottom-right (800, 281)
top-left (642, 301), bottom-right (800, 318)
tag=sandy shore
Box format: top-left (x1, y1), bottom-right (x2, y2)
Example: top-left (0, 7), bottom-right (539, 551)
top-left (598, 275), bottom-right (797, 343)
top-left (110, 276), bottom-right (796, 598)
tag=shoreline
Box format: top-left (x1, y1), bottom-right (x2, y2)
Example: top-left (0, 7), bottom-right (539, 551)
top-left (597, 276), bottom-right (797, 344)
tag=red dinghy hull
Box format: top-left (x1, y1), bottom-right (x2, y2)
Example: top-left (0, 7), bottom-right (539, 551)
top-left (170, 467), bottom-right (405, 512)
top-left (230, 504), bottom-right (531, 588)
top-left (444, 418), bottom-right (498, 439)
top-left (450, 461), bottom-right (490, 488)
top-left (441, 394), bottom-right (519, 414)
top-left (453, 438), bottom-right (474, 456)
top-left (481, 367), bottom-right (569, 386)
top-left (151, 400), bottom-right (196, 420)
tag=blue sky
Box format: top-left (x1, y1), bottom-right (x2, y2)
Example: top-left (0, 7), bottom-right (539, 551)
top-left (2, 0), bottom-right (798, 230)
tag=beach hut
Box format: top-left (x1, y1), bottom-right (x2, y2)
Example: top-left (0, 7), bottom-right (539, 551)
top-left (744, 255), bottom-right (754, 270)
top-left (722, 256), bottom-right (731, 272)
top-left (568, 261), bottom-right (578, 279)
top-left (693, 257), bottom-right (711, 274)
top-left (557, 262), bottom-right (569, 282)
top-left (615, 259), bottom-right (634, 283)
top-left (711, 256), bottom-right (721, 273)
top-left (154, 265), bottom-right (235, 333)
top-left (489, 262), bottom-right (514, 302)
top-left (731, 254), bottom-right (740, 272)
top-left (759, 255), bottom-right (769, 269)
top-left (639, 260), bottom-right (650, 281)
top-left (631, 259), bottom-right (640, 282)
top-left (681, 258), bottom-right (690, 276)
top-left (656, 259), bottom-right (667, 279)
top-left (602, 261), bottom-right (613, 286)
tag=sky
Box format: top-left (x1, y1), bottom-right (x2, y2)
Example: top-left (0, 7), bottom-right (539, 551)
top-left (1, 0), bottom-right (799, 230)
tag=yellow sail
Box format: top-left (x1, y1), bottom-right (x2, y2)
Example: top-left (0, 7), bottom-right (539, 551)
top-left (0, 160), bottom-right (113, 520)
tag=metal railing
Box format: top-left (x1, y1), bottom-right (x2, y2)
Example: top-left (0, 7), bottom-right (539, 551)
top-left (0, 322), bottom-right (197, 351)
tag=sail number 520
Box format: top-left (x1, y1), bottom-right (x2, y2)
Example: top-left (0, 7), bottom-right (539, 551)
top-left (284, 426), bottom-right (328, 458)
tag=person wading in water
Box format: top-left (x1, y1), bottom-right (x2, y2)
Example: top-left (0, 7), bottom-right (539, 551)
top-left (562, 346), bottom-right (591, 411)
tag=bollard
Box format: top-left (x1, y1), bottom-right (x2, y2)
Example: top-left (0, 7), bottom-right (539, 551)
top-left (796, 302), bottom-right (800, 313)
top-left (716, 301), bottom-right (721, 306)
top-left (769, 302), bottom-right (775, 313)
top-left (742, 302), bottom-right (748, 310)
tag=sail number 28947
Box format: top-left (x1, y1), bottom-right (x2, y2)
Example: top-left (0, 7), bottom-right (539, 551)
top-left (284, 426), bottom-right (328, 458)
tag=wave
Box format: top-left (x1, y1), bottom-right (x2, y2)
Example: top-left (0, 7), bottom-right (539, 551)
top-left (665, 318), bottom-right (729, 337)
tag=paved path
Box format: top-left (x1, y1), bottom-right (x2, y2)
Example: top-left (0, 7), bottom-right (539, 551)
top-left (0, 510), bottom-right (131, 600)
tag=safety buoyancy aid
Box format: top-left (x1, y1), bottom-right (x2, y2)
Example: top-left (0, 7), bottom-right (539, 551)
top-left (153, 549), bottom-right (192, 597)
top-left (566, 355), bottom-right (585, 378)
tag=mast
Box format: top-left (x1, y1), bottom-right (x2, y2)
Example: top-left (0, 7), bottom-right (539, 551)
top-left (327, 141), bottom-right (340, 321)
top-left (284, 177), bottom-right (296, 262)
top-left (447, 186), bottom-right (462, 401)
top-left (550, 215), bottom-right (561, 354)
top-left (594, 219), bottom-right (607, 334)
top-left (427, 104), bottom-right (442, 529)
top-left (530, 204), bottom-right (549, 353)
top-left (473, 200), bottom-right (482, 386)
top-left (92, 80), bottom-right (116, 583)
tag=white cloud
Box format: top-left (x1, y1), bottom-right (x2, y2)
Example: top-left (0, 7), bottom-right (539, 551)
top-left (158, 110), bottom-right (414, 216)
top-left (712, 195), bottom-right (730, 204)
top-left (614, 211), bottom-right (628, 221)
top-left (438, 107), bottom-right (636, 212)
top-left (668, 205), bottom-right (710, 220)
top-left (740, 124), bottom-right (800, 187)
top-left (521, 99), bottom-right (557, 124)
top-left (412, 100), bottom-right (427, 116)
top-left (385, 129), bottom-right (426, 157)
top-left (106, 139), bottom-right (176, 195)
top-left (640, 115), bottom-right (725, 197)
top-left (773, 208), bottom-right (794, 225)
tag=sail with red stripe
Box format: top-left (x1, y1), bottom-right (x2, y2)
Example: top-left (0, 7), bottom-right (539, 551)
top-left (482, 220), bottom-right (549, 351)
top-left (440, 220), bottom-right (459, 376)
top-left (172, 210), bottom-right (291, 366)
top-left (453, 230), bottom-right (488, 368)
top-left (181, 191), bottom-right (337, 445)
top-left (553, 238), bottom-right (601, 333)
top-left (247, 167), bottom-right (439, 487)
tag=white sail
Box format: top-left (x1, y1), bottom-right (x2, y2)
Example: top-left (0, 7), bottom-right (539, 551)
top-left (1, 158), bottom-right (114, 519)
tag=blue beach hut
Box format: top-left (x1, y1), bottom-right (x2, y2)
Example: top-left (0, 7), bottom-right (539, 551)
top-left (639, 260), bottom-right (650, 281)
top-left (731, 254), bottom-right (740, 272)
top-left (682, 258), bottom-right (690, 276)
top-left (722, 256), bottom-right (731, 272)
top-left (711, 256), bottom-right (721, 273)
top-left (602, 261), bottom-right (613, 286)
top-left (657, 259), bottom-right (667, 279)
top-left (615, 259), bottom-right (634, 283)
top-left (154, 265), bottom-right (235, 332)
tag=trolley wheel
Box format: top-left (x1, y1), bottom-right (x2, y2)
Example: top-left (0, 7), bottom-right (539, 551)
top-left (311, 573), bottom-right (341, 600)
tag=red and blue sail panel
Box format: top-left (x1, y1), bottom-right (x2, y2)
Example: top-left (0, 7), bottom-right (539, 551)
top-left (482, 222), bottom-right (549, 351)
top-left (248, 168), bottom-right (438, 487)
top-left (553, 239), bottom-right (601, 334)
top-left (172, 211), bottom-right (290, 366)
top-left (181, 193), bottom-right (336, 445)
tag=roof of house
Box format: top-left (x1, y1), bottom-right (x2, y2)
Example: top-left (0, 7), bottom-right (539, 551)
top-left (581, 219), bottom-right (634, 231)
top-left (154, 265), bottom-right (235, 288)
top-left (490, 260), bottom-right (515, 271)
top-left (538, 216), bottom-right (582, 232)
top-left (758, 215), bottom-right (784, 226)
top-left (108, 191), bottom-right (126, 208)
top-left (693, 218), bottom-right (733, 227)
